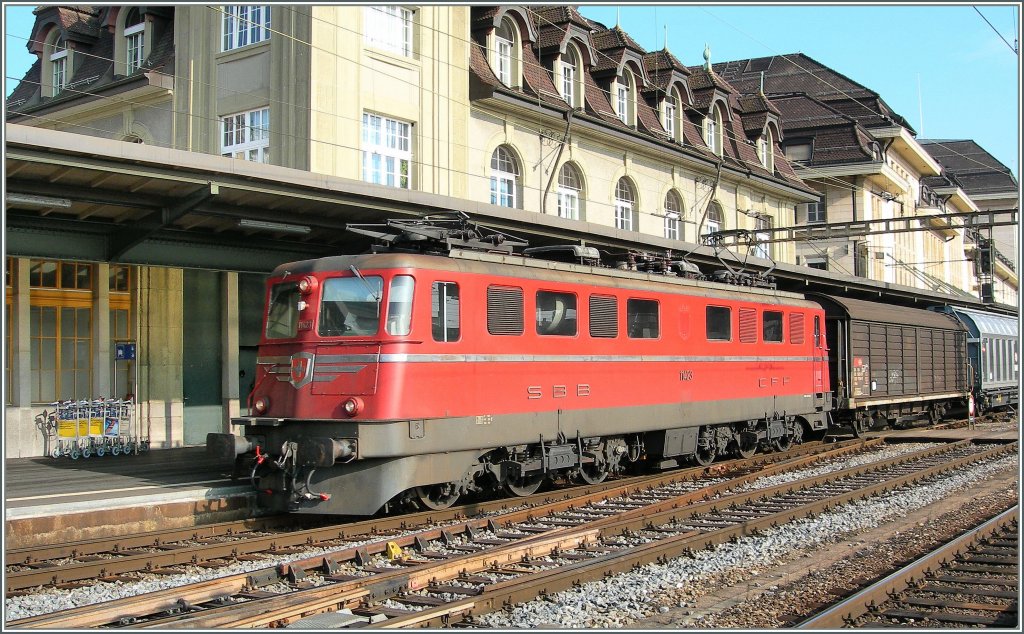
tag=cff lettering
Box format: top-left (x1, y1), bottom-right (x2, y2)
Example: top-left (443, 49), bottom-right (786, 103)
top-left (527, 384), bottom-right (591, 400)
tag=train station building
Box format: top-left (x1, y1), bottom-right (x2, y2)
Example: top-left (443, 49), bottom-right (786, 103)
top-left (4, 5), bottom-right (1018, 458)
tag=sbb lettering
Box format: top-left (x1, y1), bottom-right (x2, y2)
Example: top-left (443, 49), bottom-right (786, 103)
top-left (527, 384), bottom-right (591, 400)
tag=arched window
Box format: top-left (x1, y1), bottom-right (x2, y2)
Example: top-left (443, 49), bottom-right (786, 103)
top-left (557, 162), bottom-right (583, 220)
top-left (615, 69), bottom-right (634, 125)
top-left (664, 190), bottom-right (683, 240)
top-left (124, 7), bottom-right (145, 74)
top-left (704, 103), bottom-right (724, 155)
top-left (47, 33), bottom-right (68, 97)
top-left (703, 201), bottom-right (724, 237)
top-left (560, 44), bottom-right (581, 108)
top-left (758, 127), bottom-right (774, 172)
top-left (492, 16), bottom-right (521, 88)
top-left (490, 145), bottom-right (520, 208)
top-left (614, 178), bottom-right (636, 231)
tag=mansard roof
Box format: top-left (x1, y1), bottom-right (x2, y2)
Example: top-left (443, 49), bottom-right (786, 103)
top-left (920, 139), bottom-right (1019, 196)
top-left (713, 52), bottom-right (913, 132)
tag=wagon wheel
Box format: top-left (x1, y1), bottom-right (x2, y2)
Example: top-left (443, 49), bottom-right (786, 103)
top-left (577, 461), bottom-right (608, 484)
top-left (504, 473), bottom-right (544, 497)
top-left (415, 483), bottom-right (460, 510)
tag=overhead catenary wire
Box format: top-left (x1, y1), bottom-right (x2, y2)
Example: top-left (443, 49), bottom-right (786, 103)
top-left (4, 6), bottom-right (1008, 249)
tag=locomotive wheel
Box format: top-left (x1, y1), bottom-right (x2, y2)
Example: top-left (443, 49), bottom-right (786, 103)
top-left (772, 433), bottom-right (792, 452)
top-left (504, 473), bottom-right (544, 497)
top-left (693, 446), bottom-right (715, 466)
top-left (578, 462), bottom-right (608, 485)
top-left (415, 483), bottom-right (460, 510)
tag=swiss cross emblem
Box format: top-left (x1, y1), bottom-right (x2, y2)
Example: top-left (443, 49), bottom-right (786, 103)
top-left (289, 352), bottom-right (315, 388)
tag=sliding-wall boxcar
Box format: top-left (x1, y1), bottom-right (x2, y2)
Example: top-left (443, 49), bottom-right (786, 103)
top-left (812, 294), bottom-right (969, 432)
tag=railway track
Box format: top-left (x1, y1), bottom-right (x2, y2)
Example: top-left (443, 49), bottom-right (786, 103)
top-left (4, 437), bottom-right (874, 592)
top-left (8, 439), bottom-right (1013, 629)
top-left (799, 506), bottom-right (1019, 628)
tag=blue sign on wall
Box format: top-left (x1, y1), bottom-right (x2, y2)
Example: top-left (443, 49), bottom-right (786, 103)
top-left (115, 342), bottom-right (136, 361)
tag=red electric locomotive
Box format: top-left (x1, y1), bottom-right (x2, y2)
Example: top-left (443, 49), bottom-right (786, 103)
top-left (209, 218), bottom-right (832, 515)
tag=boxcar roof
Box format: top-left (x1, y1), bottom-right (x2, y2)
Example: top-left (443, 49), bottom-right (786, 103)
top-left (812, 294), bottom-right (965, 331)
top-left (948, 307), bottom-right (1019, 338)
top-left (273, 250), bottom-right (816, 307)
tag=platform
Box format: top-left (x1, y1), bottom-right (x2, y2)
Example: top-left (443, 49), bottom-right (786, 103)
top-left (4, 446), bottom-right (258, 548)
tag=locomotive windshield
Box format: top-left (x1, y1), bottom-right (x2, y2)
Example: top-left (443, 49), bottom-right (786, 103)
top-left (319, 275), bottom-right (384, 337)
top-left (265, 281), bottom-right (300, 339)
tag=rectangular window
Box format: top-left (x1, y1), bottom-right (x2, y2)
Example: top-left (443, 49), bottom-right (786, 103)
top-left (496, 37), bottom-right (512, 85)
top-left (364, 5), bottom-right (413, 57)
top-left (30, 260), bottom-right (92, 290)
top-left (617, 85), bottom-right (627, 124)
top-left (664, 99), bottom-right (675, 138)
top-left (490, 174), bottom-right (515, 208)
top-left (664, 213), bottom-right (680, 240)
top-left (125, 23), bottom-right (145, 73)
top-left (589, 294), bottom-right (618, 338)
top-left (763, 310), bottom-right (784, 343)
top-left (807, 196), bottom-right (826, 223)
top-left (626, 298), bottom-right (659, 339)
top-left (222, 5), bottom-right (271, 52)
top-left (431, 282), bottom-right (460, 342)
top-left (385, 275), bottom-right (414, 336)
top-left (487, 286), bottom-right (523, 335)
top-left (615, 202), bottom-right (632, 231)
top-left (536, 291), bottom-right (577, 337)
top-left (222, 107), bottom-right (270, 163)
top-left (706, 306), bottom-right (731, 341)
top-left (51, 50), bottom-right (67, 94)
top-left (739, 307), bottom-right (757, 343)
top-left (557, 189), bottom-right (579, 220)
top-left (362, 113), bottom-right (412, 189)
top-left (31, 305), bottom-right (92, 402)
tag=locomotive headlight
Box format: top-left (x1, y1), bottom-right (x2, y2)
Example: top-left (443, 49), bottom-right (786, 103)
top-left (253, 396), bottom-right (270, 415)
top-left (297, 300), bottom-right (308, 311)
top-left (342, 397), bottom-right (364, 417)
top-left (297, 276), bottom-right (318, 295)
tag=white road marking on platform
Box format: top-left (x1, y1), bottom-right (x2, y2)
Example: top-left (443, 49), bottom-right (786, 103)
top-left (6, 479), bottom-right (229, 502)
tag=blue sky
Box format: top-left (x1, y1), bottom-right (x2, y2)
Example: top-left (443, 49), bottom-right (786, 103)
top-left (4, 3), bottom-right (1021, 175)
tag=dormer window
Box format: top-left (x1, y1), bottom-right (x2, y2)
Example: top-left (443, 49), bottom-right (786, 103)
top-left (615, 69), bottom-right (635, 126)
top-left (124, 8), bottom-right (145, 73)
top-left (491, 16), bottom-right (521, 88)
top-left (704, 103), bottom-right (724, 155)
top-left (45, 32), bottom-right (68, 97)
top-left (662, 86), bottom-right (683, 142)
top-left (758, 127), bottom-right (774, 172)
top-left (560, 44), bottom-right (582, 108)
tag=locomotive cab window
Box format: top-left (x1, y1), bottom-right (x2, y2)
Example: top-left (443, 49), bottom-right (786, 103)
top-left (536, 291), bottom-right (577, 336)
top-left (431, 282), bottom-right (460, 342)
top-left (627, 299), bottom-right (659, 339)
top-left (265, 281), bottom-right (300, 339)
top-left (763, 311), bottom-right (784, 343)
top-left (706, 306), bottom-right (731, 341)
top-left (319, 275), bottom-right (383, 337)
top-left (386, 276), bottom-right (414, 336)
